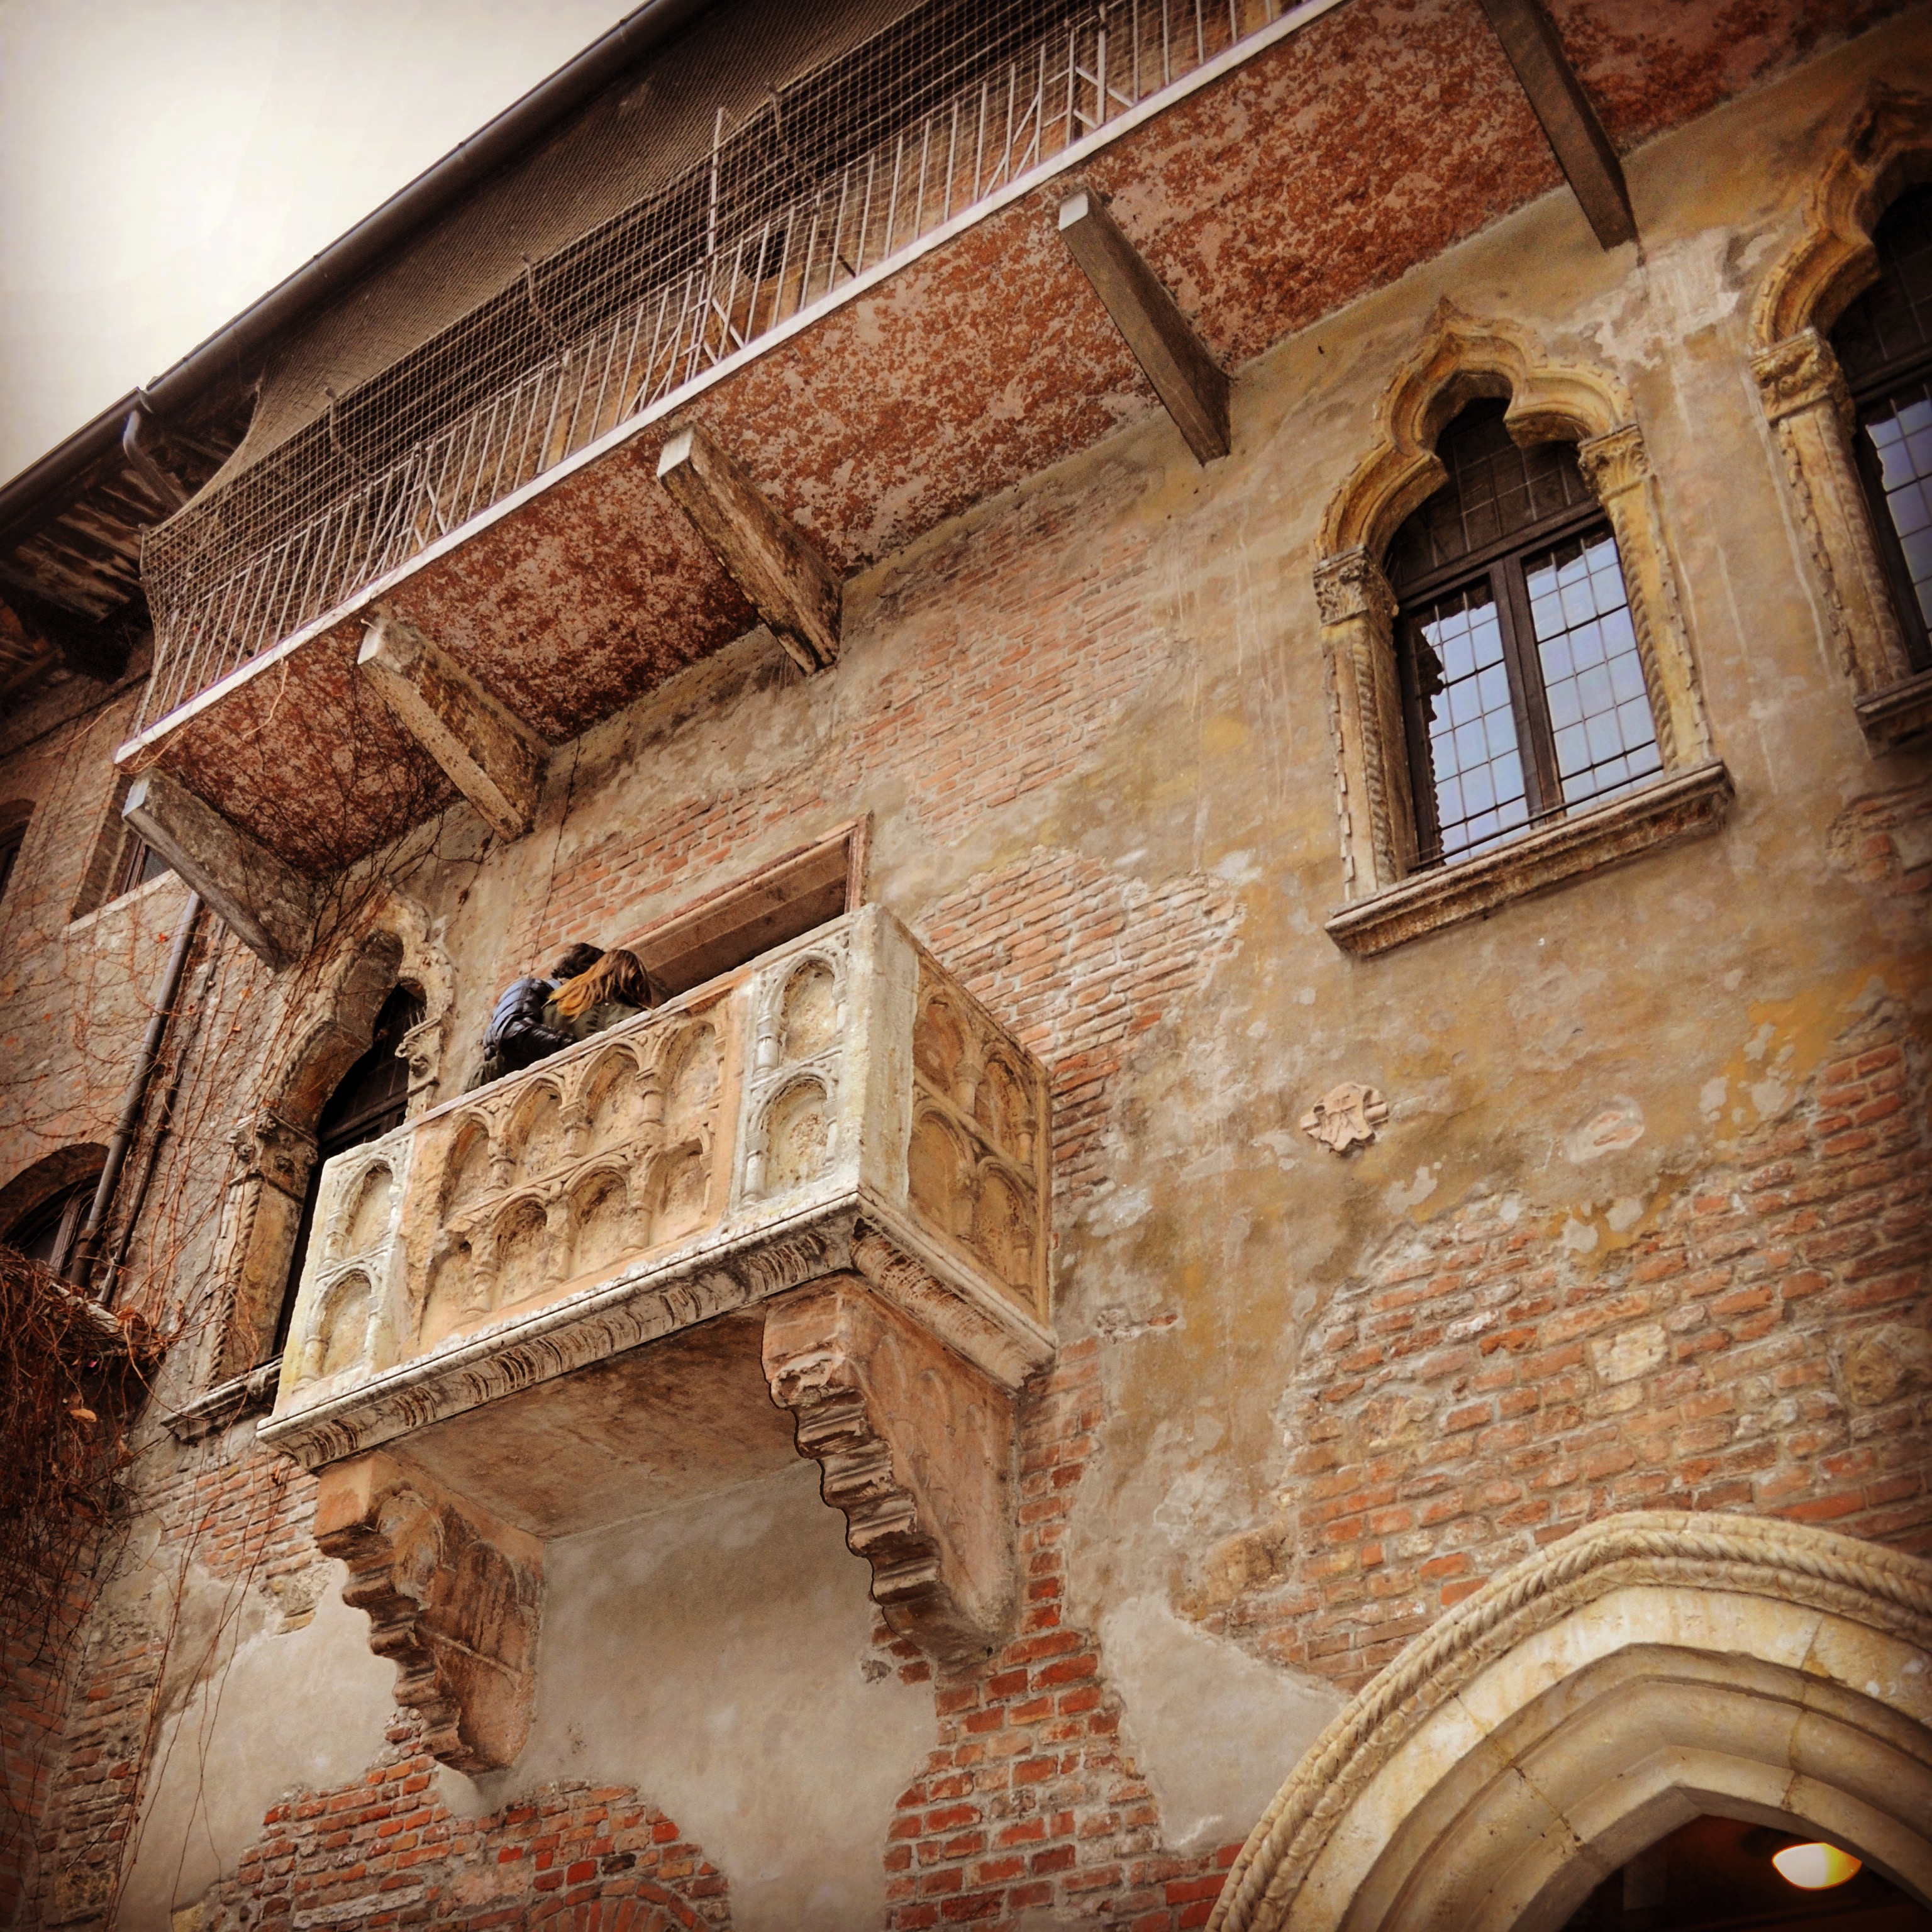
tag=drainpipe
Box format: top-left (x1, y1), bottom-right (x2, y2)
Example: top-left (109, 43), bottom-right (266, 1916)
top-left (99, 958), bottom-right (211, 1306)
top-left (66, 895), bottom-right (203, 1296)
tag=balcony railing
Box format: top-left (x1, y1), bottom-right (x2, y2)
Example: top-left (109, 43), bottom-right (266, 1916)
top-left (260, 906), bottom-right (1053, 1470)
top-left (136, 0), bottom-right (1299, 735)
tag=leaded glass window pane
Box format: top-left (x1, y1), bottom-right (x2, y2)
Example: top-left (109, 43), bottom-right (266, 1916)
top-left (1526, 529), bottom-right (1661, 808)
top-left (1411, 585), bottom-right (1530, 862)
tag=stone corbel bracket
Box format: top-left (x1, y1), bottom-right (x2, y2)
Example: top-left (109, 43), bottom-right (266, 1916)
top-left (657, 424), bottom-right (841, 673)
top-left (764, 1275), bottom-right (1018, 1670)
top-left (358, 609), bottom-right (550, 841)
top-left (314, 1449), bottom-right (542, 1773)
top-left (123, 767), bottom-right (315, 968)
top-left (1058, 188), bottom-right (1230, 465)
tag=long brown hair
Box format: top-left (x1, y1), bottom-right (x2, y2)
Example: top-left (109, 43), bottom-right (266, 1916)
top-left (553, 948), bottom-right (654, 1019)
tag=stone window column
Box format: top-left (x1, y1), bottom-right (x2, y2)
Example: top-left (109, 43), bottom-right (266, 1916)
top-left (1749, 84), bottom-right (1932, 750)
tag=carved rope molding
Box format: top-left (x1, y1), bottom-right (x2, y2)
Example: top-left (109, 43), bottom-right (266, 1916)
top-left (1751, 84), bottom-right (1932, 748)
top-left (1313, 306), bottom-right (1714, 914)
top-left (1207, 1510), bottom-right (1932, 1932)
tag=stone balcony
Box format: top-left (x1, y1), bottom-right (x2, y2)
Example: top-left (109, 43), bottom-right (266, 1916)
top-left (257, 906), bottom-right (1054, 1770)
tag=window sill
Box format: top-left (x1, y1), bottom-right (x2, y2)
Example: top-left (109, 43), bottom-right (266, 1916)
top-left (1324, 761), bottom-right (1734, 958)
top-left (164, 1355), bottom-right (282, 1442)
top-left (65, 867), bottom-right (182, 936)
top-left (1855, 669), bottom-right (1932, 752)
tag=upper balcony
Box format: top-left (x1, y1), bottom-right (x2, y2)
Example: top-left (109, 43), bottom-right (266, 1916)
top-left (94, 0), bottom-right (1592, 956)
top-left (256, 908), bottom-right (1053, 1765)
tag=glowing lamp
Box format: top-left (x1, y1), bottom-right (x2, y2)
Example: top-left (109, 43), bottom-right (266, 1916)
top-left (1772, 1843), bottom-right (1862, 1890)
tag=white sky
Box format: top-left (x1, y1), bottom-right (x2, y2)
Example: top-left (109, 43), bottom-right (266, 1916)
top-left (0, 0), bottom-right (637, 484)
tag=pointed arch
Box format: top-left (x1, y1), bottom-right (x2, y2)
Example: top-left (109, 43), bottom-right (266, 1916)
top-left (1209, 1511), bottom-right (1932, 1932)
top-left (1313, 305), bottom-right (1716, 933)
top-left (1752, 84), bottom-right (1932, 353)
top-left (204, 886), bottom-right (457, 1387)
top-left (1751, 84), bottom-right (1932, 745)
top-left (1318, 304), bottom-right (1631, 566)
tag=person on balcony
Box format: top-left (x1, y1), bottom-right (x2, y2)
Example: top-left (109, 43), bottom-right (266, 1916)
top-left (465, 942), bottom-right (604, 1091)
top-left (541, 948), bottom-right (658, 1043)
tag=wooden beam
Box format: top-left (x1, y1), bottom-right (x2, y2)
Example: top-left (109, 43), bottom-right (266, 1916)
top-left (656, 425), bottom-right (841, 674)
top-left (1474, 0), bottom-right (1636, 250)
top-left (123, 769), bottom-right (314, 969)
top-left (357, 611), bottom-right (548, 841)
top-left (1057, 189), bottom-right (1230, 465)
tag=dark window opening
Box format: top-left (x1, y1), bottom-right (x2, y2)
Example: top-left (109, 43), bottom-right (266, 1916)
top-left (625, 820), bottom-right (867, 999)
top-left (0, 814), bottom-right (25, 909)
top-left (269, 984), bottom-right (425, 1362)
top-left (6, 1175), bottom-right (99, 1279)
top-left (1831, 183), bottom-right (1932, 674)
top-left (1389, 402), bottom-right (1659, 869)
top-left (116, 833), bottom-right (172, 899)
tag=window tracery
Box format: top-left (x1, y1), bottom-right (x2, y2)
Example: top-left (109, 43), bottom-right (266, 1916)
top-left (1313, 304), bottom-right (1724, 955)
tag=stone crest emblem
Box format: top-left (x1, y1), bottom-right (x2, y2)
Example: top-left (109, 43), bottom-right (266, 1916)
top-left (1299, 1082), bottom-right (1389, 1154)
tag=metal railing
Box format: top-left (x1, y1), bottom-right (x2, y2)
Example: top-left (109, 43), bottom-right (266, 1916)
top-left (138, 0), bottom-right (1287, 734)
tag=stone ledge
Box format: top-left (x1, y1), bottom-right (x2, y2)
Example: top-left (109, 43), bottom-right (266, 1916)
top-left (257, 1196), bottom-right (1053, 1473)
top-left (1856, 667), bottom-right (1932, 752)
top-left (164, 1355), bottom-right (282, 1442)
top-left (1324, 761), bottom-right (1733, 958)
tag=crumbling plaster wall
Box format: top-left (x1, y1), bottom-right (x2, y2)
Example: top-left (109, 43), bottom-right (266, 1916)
top-left (115, 1555), bottom-right (395, 1932)
top-left (6, 7), bottom-right (1931, 1922)
top-left (416, 0), bottom-right (1932, 1630)
top-left (440, 1464), bottom-right (934, 1932)
top-left (396, 0), bottom-right (1931, 1797)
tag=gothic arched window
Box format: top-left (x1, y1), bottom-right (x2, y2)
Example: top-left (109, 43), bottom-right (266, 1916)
top-left (268, 983), bottom-right (424, 1361)
top-left (1829, 184), bottom-right (1932, 676)
top-left (6, 1173), bottom-right (98, 1278)
top-left (1385, 401), bottom-right (1661, 869)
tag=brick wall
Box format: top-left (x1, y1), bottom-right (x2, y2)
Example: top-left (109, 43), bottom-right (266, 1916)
top-left (27, 1432), bottom-right (321, 1926)
top-left (531, 448), bottom-right (1179, 973)
top-left (880, 1341), bottom-right (1240, 1930)
top-left (1206, 1008), bottom-right (1932, 1694)
top-left (0, 1578), bottom-right (87, 1923)
top-left (191, 1772), bottom-right (730, 1931)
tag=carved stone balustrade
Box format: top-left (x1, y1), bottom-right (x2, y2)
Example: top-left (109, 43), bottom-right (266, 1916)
top-left (258, 906), bottom-right (1055, 1767)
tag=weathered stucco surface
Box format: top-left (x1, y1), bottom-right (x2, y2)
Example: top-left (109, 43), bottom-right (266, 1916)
top-left (117, 1558), bottom-right (396, 1932)
top-left (441, 1465), bottom-right (935, 1932)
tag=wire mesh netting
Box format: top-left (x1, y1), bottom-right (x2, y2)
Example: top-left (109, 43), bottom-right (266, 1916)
top-left (136, 0), bottom-right (1292, 734)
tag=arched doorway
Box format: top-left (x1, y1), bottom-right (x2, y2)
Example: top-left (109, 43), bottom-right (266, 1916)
top-left (1559, 1812), bottom-right (1928, 1929)
top-left (1209, 1512), bottom-right (1932, 1932)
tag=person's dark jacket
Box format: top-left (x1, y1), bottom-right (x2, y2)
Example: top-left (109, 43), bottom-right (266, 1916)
top-left (486, 975), bottom-right (572, 1070)
top-left (463, 976), bottom-right (573, 1091)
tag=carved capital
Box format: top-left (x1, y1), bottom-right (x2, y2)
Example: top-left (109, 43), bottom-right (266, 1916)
top-left (228, 1108), bottom-right (316, 1199)
top-left (314, 1451), bottom-right (541, 1773)
top-left (1574, 422), bottom-right (1648, 501)
top-left (763, 1277), bottom-right (1016, 1670)
top-left (1313, 548), bottom-right (1396, 629)
top-left (1750, 330), bottom-right (1854, 429)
